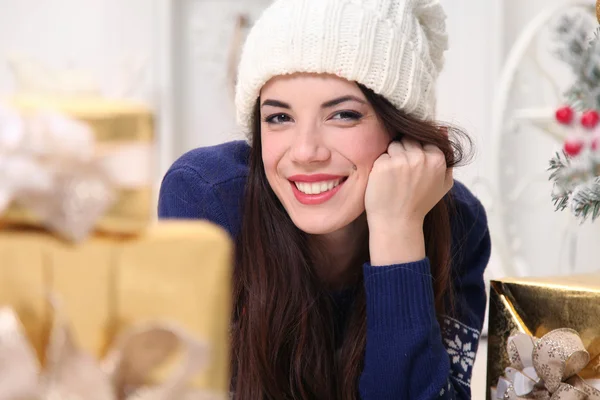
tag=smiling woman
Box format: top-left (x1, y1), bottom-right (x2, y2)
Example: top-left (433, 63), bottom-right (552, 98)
top-left (158, 0), bottom-right (491, 399)
top-left (259, 74), bottom-right (390, 236)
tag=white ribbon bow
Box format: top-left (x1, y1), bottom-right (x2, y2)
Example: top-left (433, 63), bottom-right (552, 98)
top-left (497, 329), bottom-right (600, 400)
top-left (0, 104), bottom-right (152, 241)
top-left (0, 297), bottom-right (226, 400)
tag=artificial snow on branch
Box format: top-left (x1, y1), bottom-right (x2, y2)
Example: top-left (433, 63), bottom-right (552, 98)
top-left (547, 7), bottom-right (600, 223)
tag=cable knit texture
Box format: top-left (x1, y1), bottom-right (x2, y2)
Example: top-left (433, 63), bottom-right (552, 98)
top-left (235, 0), bottom-right (449, 137)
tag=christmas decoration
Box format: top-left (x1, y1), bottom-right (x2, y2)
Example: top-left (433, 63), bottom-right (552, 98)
top-left (494, 329), bottom-right (598, 399)
top-left (552, 8), bottom-right (600, 111)
top-left (487, 274), bottom-right (600, 400)
top-left (548, 9), bottom-right (600, 223)
top-left (556, 105), bottom-right (575, 124)
top-left (563, 136), bottom-right (584, 156)
top-left (581, 109), bottom-right (600, 128)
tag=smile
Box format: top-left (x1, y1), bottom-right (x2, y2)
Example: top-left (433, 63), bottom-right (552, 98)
top-left (294, 178), bottom-right (343, 195)
top-left (288, 174), bottom-right (348, 205)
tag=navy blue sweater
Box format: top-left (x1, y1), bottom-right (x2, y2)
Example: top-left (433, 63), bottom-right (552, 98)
top-left (158, 140), bottom-right (491, 399)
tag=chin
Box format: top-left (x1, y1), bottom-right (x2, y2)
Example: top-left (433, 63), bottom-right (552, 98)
top-left (294, 222), bottom-right (342, 235)
top-left (288, 210), bottom-right (361, 236)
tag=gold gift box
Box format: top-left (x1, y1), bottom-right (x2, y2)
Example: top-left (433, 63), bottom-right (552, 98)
top-left (486, 274), bottom-right (600, 399)
top-left (0, 221), bottom-right (233, 392)
top-left (2, 95), bottom-right (155, 235)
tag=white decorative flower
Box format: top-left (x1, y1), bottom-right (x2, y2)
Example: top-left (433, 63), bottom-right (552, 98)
top-left (444, 334), bottom-right (476, 372)
top-left (0, 105), bottom-right (114, 242)
top-left (24, 110), bottom-right (95, 161)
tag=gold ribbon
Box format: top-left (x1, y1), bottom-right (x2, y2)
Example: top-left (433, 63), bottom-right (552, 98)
top-left (0, 297), bottom-right (226, 400)
top-left (496, 328), bottom-right (600, 399)
top-left (0, 104), bottom-right (152, 242)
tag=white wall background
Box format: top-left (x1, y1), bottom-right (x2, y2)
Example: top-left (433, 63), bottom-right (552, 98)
top-left (0, 0), bottom-right (157, 99)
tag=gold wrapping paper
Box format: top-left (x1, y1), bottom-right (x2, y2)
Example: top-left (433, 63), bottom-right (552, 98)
top-left (487, 274), bottom-right (600, 400)
top-left (0, 221), bottom-right (233, 392)
top-left (6, 95), bottom-right (154, 142)
top-left (1, 95), bottom-right (154, 236)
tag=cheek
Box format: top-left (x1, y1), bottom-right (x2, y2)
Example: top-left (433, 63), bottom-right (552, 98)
top-left (261, 127), bottom-right (287, 177)
top-left (335, 125), bottom-right (389, 166)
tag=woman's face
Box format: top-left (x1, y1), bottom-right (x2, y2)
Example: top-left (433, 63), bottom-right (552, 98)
top-left (260, 73), bottom-right (391, 235)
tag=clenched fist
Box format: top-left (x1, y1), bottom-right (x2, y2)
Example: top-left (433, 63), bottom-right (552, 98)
top-left (365, 139), bottom-right (453, 265)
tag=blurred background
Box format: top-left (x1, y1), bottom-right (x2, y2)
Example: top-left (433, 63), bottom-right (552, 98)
top-left (1, 0), bottom-right (598, 396)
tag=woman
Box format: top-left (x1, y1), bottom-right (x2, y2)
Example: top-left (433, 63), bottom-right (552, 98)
top-left (159, 0), bottom-right (491, 398)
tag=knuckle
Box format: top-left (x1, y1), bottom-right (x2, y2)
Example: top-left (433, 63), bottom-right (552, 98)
top-left (429, 152), bottom-right (447, 168)
top-left (372, 156), bottom-right (390, 169)
top-left (408, 152), bottom-right (425, 168)
top-left (392, 155), bottom-right (409, 168)
top-left (388, 142), bottom-right (402, 152)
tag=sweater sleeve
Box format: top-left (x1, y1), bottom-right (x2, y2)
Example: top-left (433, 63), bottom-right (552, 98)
top-left (158, 166), bottom-right (233, 235)
top-left (358, 196), bottom-right (491, 400)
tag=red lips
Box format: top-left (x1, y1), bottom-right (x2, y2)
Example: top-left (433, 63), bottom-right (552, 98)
top-left (288, 174), bottom-right (348, 205)
top-left (288, 174), bottom-right (346, 182)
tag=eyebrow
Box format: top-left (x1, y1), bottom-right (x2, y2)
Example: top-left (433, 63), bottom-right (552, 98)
top-left (261, 99), bottom-right (291, 109)
top-left (321, 95), bottom-right (367, 109)
top-left (260, 95), bottom-right (367, 110)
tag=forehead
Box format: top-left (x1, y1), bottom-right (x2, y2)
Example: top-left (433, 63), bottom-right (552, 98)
top-left (260, 73), bottom-right (364, 103)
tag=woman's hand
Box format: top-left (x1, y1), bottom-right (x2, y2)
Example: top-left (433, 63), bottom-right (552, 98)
top-left (365, 139), bottom-right (453, 266)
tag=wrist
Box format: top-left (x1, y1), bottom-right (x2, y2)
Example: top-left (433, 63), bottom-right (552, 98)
top-left (368, 215), bottom-right (424, 235)
top-left (368, 223), bottom-right (426, 266)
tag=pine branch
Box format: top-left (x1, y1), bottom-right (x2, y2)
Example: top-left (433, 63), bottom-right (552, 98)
top-left (570, 177), bottom-right (600, 222)
top-left (553, 12), bottom-right (600, 110)
top-left (552, 11), bottom-right (596, 73)
top-left (548, 151), bottom-right (570, 175)
top-left (547, 12), bottom-right (600, 224)
top-left (547, 151), bottom-right (587, 188)
top-left (549, 152), bottom-right (572, 211)
top-left (548, 152), bottom-right (600, 220)
top-left (570, 30), bottom-right (600, 109)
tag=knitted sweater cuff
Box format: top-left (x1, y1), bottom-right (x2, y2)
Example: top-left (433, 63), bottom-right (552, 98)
top-left (362, 258), bottom-right (437, 331)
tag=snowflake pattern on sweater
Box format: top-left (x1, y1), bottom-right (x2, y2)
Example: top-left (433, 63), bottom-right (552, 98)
top-left (441, 316), bottom-right (481, 388)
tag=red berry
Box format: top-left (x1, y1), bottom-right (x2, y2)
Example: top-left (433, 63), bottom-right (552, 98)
top-left (556, 106), bottom-right (574, 124)
top-left (564, 138), bottom-right (584, 156)
top-left (581, 110), bottom-right (600, 129)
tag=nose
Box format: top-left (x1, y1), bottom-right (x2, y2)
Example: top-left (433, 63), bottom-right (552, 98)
top-left (289, 124), bottom-right (331, 164)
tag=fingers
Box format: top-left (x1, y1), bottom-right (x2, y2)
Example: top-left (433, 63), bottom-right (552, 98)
top-left (388, 139), bottom-right (422, 155)
top-left (387, 139), bottom-right (450, 176)
top-left (423, 143), bottom-right (439, 154)
top-left (372, 151), bottom-right (391, 168)
top-left (395, 139), bottom-right (453, 193)
top-left (401, 139), bottom-right (423, 157)
top-left (386, 141), bottom-right (405, 157)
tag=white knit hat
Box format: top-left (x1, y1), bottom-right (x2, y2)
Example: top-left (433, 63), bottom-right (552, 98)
top-left (235, 0), bottom-right (449, 136)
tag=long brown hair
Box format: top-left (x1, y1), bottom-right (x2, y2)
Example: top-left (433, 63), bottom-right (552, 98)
top-left (231, 84), bottom-right (472, 399)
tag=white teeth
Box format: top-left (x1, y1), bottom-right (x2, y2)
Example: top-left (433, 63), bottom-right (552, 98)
top-left (294, 179), bottom-right (343, 195)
